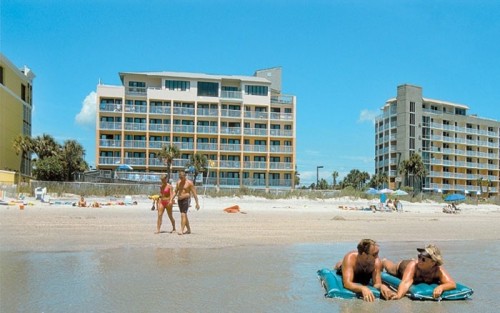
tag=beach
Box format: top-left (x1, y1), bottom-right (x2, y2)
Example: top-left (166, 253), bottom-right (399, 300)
top-left (1, 195), bottom-right (499, 251)
top-left (1, 196), bottom-right (500, 312)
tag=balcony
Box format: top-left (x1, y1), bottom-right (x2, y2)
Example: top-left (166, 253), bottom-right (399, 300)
top-left (269, 162), bottom-right (293, 170)
top-left (220, 109), bottom-right (242, 118)
top-left (197, 108), bottom-right (218, 116)
top-left (243, 161), bottom-right (267, 169)
top-left (197, 143), bottom-right (218, 151)
top-left (173, 107), bottom-right (195, 115)
top-left (269, 146), bottom-right (293, 153)
top-left (126, 87), bottom-right (147, 96)
top-left (220, 90), bottom-right (243, 100)
top-left (220, 144), bottom-right (241, 152)
top-left (124, 122), bottom-right (147, 131)
top-left (150, 106), bottom-right (171, 114)
top-left (124, 105), bottom-right (147, 114)
top-left (244, 128), bottom-right (268, 136)
top-left (124, 140), bottom-right (147, 149)
top-left (149, 141), bottom-right (170, 149)
top-left (244, 111), bottom-right (268, 119)
top-left (99, 121), bottom-right (122, 130)
top-left (220, 127), bottom-right (242, 135)
top-left (99, 139), bottom-right (121, 147)
top-left (271, 95), bottom-right (293, 105)
top-left (99, 103), bottom-right (123, 112)
top-left (219, 161), bottom-right (241, 169)
top-left (149, 124), bottom-right (171, 132)
top-left (270, 112), bottom-right (293, 120)
top-left (197, 125), bottom-right (218, 134)
top-left (269, 129), bottom-right (293, 137)
top-left (172, 125), bottom-right (195, 133)
top-left (98, 156), bottom-right (122, 165)
top-left (243, 144), bottom-right (267, 153)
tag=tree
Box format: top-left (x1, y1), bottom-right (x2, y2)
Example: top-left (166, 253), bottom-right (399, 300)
top-left (61, 140), bottom-right (89, 181)
top-left (332, 171), bottom-right (339, 189)
top-left (33, 155), bottom-right (66, 181)
top-left (186, 152), bottom-right (208, 184)
top-left (369, 171), bottom-right (388, 189)
top-left (32, 134), bottom-right (60, 160)
top-left (157, 144), bottom-right (180, 178)
top-left (343, 169), bottom-right (371, 190)
top-left (12, 135), bottom-right (34, 176)
top-left (399, 153), bottom-right (427, 194)
top-left (317, 178), bottom-right (329, 190)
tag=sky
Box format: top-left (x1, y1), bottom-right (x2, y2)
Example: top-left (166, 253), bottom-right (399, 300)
top-left (2, 0), bottom-right (499, 186)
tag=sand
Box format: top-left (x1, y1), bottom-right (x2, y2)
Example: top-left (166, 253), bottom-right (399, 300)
top-left (1, 195), bottom-right (499, 252)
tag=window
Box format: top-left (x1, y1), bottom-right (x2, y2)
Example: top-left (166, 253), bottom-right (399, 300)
top-left (21, 84), bottom-right (26, 101)
top-left (166, 80), bottom-right (190, 91)
top-left (129, 81), bottom-right (145, 88)
top-left (410, 113), bottom-right (415, 125)
top-left (410, 101), bottom-right (415, 112)
top-left (245, 85), bottom-right (268, 96)
top-left (0, 66), bottom-right (3, 84)
top-left (197, 82), bottom-right (219, 97)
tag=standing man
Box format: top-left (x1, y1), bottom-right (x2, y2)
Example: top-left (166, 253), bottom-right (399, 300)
top-left (334, 239), bottom-right (394, 301)
top-left (174, 170), bottom-right (200, 235)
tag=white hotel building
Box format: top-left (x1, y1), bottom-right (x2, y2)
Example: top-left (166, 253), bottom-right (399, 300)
top-left (95, 67), bottom-right (296, 189)
top-left (375, 84), bottom-right (499, 196)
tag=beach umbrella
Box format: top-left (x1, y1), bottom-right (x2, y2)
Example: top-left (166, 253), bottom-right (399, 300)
top-left (393, 189), bottom-right (408, 196)
top-left (365, 188), bottom-right (379, 195)
top-left (379, 188), bottom-right (394, 194)
top-left (444, 194), bottom-right (465, 202)
top-left (117, 164), bottom-right (133, 171)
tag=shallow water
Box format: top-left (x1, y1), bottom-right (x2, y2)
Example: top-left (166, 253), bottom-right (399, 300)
top-left (1, 241), bottom-right (498, 313)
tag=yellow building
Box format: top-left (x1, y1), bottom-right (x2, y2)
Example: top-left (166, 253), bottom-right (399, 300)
top-left (96, 67), bottom-right (296, 189)
top-left (375, 84), bottom-right (499, 196)
top-left (0, 53), bottom-right (34, 184)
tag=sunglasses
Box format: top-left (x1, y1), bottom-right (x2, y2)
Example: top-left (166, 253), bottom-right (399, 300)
top-left (418, 253), bottom-right (434, 263)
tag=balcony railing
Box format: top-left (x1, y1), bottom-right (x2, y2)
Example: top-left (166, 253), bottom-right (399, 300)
top-left (244, 111), bottom-right (268, 119)
top-left (197, 143), bottom-right (218, 151)
top-left (172, 125), bottom-right (195, 133)
top-left (243, 161), bottom-right (267, 169)
top-left (99, 122), bottom-right (122, 130)
top-left (244, 128), bottom-right (268, 136)
top-left (124, 123), bottom-right (147, 131)
top-left (219, 161), bottom-right (241, 169)
top-left (150, 106), bottom-right (171, 114)
top-left (244, 144), bottom-right (267, 152)
top-left (270, 95), bottom-right (293, 105)
top-left (99, 139), bottom-right (121, 147)
top-left (149, 124), bottom-right (171, 132)
top-left (197, 125), bottom-right (219, 134)
top-left (124, 140), bottom-right (147, 148)
top-left (220, 144), bottom-right (241, 151)
top-left (220, 90), bottom-right (243, 99)
top-left (220, 109), bottom-right (242, 118)
top-left (173, 107), bottom-right (195, 115)
top-left (197, 108), bottom-right (218, 116)
top-left (269, 112), bottom-right (293, 120)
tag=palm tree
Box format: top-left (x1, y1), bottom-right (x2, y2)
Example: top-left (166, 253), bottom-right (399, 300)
top-left (186, 152), bottom-right (208, 184)
top-left (399, 153), bottom-right (427, 194)
top-left (332, 171), bottom-right (339, 189)
top-left (157, 144), bottom-right (180, 178)
top-left (12, 134), bottom-right (34, 177)
top-left (61, 140), bottom-right (89, 181)
top-left (32, 134), bottom-right (60, 160)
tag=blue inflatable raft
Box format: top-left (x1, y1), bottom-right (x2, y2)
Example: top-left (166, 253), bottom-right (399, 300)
top-left (317, 268), bottom-right (380, 299)
top-left (381, 272), bottom-right (473, 301)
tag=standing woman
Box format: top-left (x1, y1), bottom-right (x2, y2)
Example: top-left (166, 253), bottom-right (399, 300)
top-left (155, 174), bottom-right (176, 234)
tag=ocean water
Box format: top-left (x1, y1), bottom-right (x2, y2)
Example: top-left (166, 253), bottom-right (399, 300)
top-left (1, 241), bottom-right (498, 313)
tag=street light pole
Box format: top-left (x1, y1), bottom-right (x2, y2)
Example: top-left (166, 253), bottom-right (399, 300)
top-left (316, 165), bottom-right (324, 189)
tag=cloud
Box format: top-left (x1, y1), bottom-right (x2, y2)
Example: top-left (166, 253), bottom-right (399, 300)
top-left (75, 91), bottom-right (97, 126)
top-left (358, 109), bottom-right (378, 124)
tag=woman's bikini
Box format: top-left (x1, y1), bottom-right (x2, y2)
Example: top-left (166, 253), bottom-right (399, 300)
top-left (160, 184), bottom-right (171, 207)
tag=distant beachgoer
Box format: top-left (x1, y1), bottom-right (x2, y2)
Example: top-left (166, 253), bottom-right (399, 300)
top-left (382, 244), bottom-right (456, 300)
top-left (155, 174), bottom-right (175, 234)
top-left (334, 239), bottom-right (394, 301)
top-left (174, 170), bottom-right (200, 235)
top-left (91, 201), bottom-right (100, 208)
top-left (78, 196), bottom-right (87, 207)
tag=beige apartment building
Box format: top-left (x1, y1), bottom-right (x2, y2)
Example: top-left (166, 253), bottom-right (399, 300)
top-left (0, 53), bottom-right (34, 184)
top-left (96, 67), bottom-right (296, 189)
top-left (375, 84), bottom-right (499, 196)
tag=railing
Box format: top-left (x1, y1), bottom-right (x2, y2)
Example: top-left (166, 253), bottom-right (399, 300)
top-left (99, 122), bottom-right (122, 130)
top-left (244, 128), bottom-right (268, 136)
top-left (123, 158), bottom-right (147, 166)
top-left (197, 125), bottom-right (219, 134)
top-left (269, 162), bottom-right (293, 170)
top-left (243, 161), bottom-right (267, 169)
top-left (197, 108), bottom-right (218, 116)
top-left (270, 95), bottom-right (293, 105)
top-left (220, 144), bottom-right (241, 151)
top-left (244, 144), bottom-right (267, 152)
top-left (269, 112), bottom-right (293, 120)
top-left (220, 127), bottom-right (242, 135)
top-left (173, 107), bottom-right (195, 115)
top-left (124, 105), bottom-right (147, 113)
top-left (269, 146), bottom-right (293, 153)
top-left (150, 107), bottom-right (171, 114)
top-left (220, 109), bottom-right (242, 118)
top-left (149, 141), bottom-right (170, 149)
top-left (126, 87), bottom-right (147, 95)
top-left (197, 143), bottom-right (218, 151)
top-left (172, 125), bottom-right (195, 133)
top-left (124, 140), bottom-right (147, 148)
top-left (149, 124), bottom-right (171, 132)
top-left (99, 139), bottom-right (121, 147)
top-left (124, 123), bottom-right (147, 131)
top-left (98, 157), bottom-right (122, 165)
top-left (219, 161), bottom-right (241, 168)
top-left (244, 111), bottom-right (268, 119)
top-left (269, 129), bottom-right (293, 137)
top-left (220, 90), bottom-right (243, 99)
top-left (99, 103), bottom-right (123, 112)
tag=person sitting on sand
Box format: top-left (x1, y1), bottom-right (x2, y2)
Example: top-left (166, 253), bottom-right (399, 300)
top-left (382, 244), bottom-right (456, 300)
top-left (334, 239), bottom-right (394, 301)
top-left (386, 199), bottom-right (396, 211)
top-left (78, 196), bottom-right (87, 207)
top-left (91, 201), bottom-right (101, 208)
